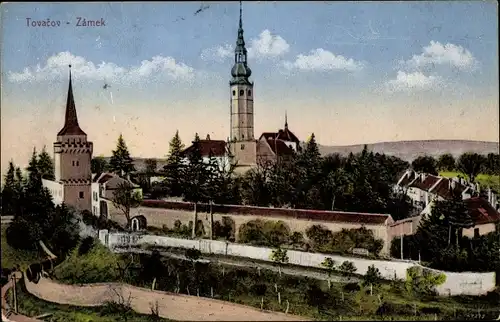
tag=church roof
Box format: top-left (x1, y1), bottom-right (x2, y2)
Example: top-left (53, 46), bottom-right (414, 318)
top-left (265, 138), bottom-right (295, 156)
top-left (182, 139), bottom-right (227, 158)
top-left (57, 65), bottom-right (86, 136)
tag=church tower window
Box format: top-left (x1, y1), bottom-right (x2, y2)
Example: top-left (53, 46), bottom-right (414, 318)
top-left (239, 90), bottom-right (244, 96)
top-left (233, 90), bottom-right (236, 96)
top-left (248, 90), bottom-right (251, 96)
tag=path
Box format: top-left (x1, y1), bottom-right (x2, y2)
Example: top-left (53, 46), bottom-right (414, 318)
top-left (1, 272), bottom-right (41, 322)
top-left (24, 276), bottom-right (308, 321)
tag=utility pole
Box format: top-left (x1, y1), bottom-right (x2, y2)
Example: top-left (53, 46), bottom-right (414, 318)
top-left (11, 274), bottom-right (18, 314)
top-left (400, 231), bottom-right (404, 260)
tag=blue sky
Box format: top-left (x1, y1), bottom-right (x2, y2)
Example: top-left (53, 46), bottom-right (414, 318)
top-left (1, 1), bottom-right (498, 172)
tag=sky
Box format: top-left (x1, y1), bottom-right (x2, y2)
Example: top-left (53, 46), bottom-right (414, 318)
top-left (1, 1), bottom-right (499, 173)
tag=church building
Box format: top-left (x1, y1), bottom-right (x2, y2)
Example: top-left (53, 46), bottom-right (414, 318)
top-left (42, 65), bottom-right (93, 212)
top-left (182, 2), bottom-right (301, 174)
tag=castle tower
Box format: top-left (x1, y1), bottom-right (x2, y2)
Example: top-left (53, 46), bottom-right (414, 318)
top-left (53, 65), bottom-right (93, 212)
top-left (229, 1), bottom-right (257, 168)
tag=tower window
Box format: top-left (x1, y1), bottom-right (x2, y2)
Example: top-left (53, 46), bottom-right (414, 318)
top-left (239, 90), bottom-right (244, 96)
top-left (241, 144), bottom-right (245, 150)
top-left (76, 161), bottom-right (79, 166)
top-left (72, 161), bottom-right (75, 166)
top-left (232, 90), bottom-right (236, 96)
top-left (79, 191), bottom-right (84, 199)
top-left (242, 134), bottom-right (245, 139)
top-left (248, 90), bottom-right (252, 96)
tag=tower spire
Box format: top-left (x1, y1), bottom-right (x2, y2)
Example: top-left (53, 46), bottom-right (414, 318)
top-left (239, 0), bottom-right (243, 29)
top-left (57, 65), bottom-right (86, 136)
top-left (285, 111), bottom-right (288, 129)
top-left (230, 1), bottom-right (252, 84)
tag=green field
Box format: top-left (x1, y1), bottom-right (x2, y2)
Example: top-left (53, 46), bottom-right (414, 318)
top-left (1, 226), bottom-right (43, 271)
top-left (439, 171), bottom-right (500, 192)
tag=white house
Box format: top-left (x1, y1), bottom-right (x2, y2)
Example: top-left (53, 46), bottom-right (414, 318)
top-left (91, 172), bottom-right (142, 218)
top-left (42, 179), bottom-right (64, 206)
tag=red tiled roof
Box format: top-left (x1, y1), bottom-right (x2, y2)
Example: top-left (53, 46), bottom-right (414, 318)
top-left (409, 175), bottom-right (440, 191)
top-left (97, 174), bottom-right (114, 184)
top-left (398, 171), bottom-right (417, 187)
top-left (141, 200), bottom-right (392, 225)
top-left (431, 178), bottom-right (467, 199)
top-left (182, 140), bottom-right (227, 158)
top-left (265, 138), bottom-right (295, 156)
top-left (464, 197), bottom-right (500, 225)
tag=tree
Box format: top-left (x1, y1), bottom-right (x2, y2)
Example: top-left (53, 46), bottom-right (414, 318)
top-left (111, 181), bottom-right (143, 229)
top-left (26, 147), bottom-right (41, 189)
top-left (1, 161), bottom-right (17, 216)
top-left (91, 156), bottom-right (108, 174)
top-left (457, 153), bottom-right (486, 183)
top-left (109, 134), bottom-right (136, 177)
top-left (484, 153), bottom-right (500, 175)
top-left (405, 266), bottom-right (446, 296)
top-left (437, 153), bottom-right (456, 171)
top-left (163, 130), bottom-right (186, 197)
top-left (320, 257), bottom-right (336, 289)
top-left (181, 133), bottom-right (211, 238)
top-left (144, 158), bottom-right (158, 189)
top-left (363, 265), bottom-right (382, 295)
top-left (37, 146), bottom-right (55, 180)
top-left (270, 247), bottom-right (289, 277)
top-left (338, 261), bottom-right (357, 277)
top-left (411, 156), bottom-right (438, 175)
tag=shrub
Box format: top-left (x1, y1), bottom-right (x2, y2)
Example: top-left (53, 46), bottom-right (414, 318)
top-left (343, 282), bottom-right (361, 292)
top-left (338, 261), bottom-right (357, 276)
top-left (405, 266), bottom-right (446, 296)
top-left (77, 236), bottom-right (95, 256)
top-left (54, 242), bottom-right (121, 284)
top-left (238, 219), bottom-right (291, 247)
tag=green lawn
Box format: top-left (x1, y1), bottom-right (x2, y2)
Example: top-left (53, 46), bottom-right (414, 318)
top-left (1, 226), bottom-right (43, 270)
top-left (7, 279), bottom-right (172, 322)
top-left (439, 171), bottom-right (500, 191)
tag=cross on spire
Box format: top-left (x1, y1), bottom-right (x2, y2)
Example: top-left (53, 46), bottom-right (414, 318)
top-left (285, 111), bottom-right (288, 129)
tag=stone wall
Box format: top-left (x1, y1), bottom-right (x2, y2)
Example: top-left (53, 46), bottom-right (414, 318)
top-left (100, 230), bottom-right (497, 297)
top-left (105, 201), bottom-right (393, 255)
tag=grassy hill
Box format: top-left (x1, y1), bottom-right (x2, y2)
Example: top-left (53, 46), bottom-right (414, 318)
top-left (317, 140), bottom-right (499, 162)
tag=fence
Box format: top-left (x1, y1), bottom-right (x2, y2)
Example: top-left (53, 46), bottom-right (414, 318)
top-left (99, 230), bottom-right (496, 296)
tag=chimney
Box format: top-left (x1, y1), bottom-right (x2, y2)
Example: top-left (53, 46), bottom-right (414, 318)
top-left (488, 187), bottom-right (492, 204)
top-left (421, 173), bottom-right (427, 183)
top-left (451, 179), bottom-right (456, 190)
top-left (206, 134), bottom-right (211, 140)
top-left (476, 182), bottom-right (480, 193)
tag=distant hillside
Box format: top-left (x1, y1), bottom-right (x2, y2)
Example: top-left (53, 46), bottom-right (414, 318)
top-left (317, 140), bottom-right (499, 162)
top-left (100, 140), bottom-right (499, 171)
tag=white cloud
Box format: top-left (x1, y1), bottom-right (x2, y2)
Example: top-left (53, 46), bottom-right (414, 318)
top-left (7, 51), bottom-right (195, 83)
top-left (403, 41), bottom-right (477, 70)
top-left (249, 30), bottom-right (290, 58)
top-left (385, 71), bottom-right (443, 93)
top-left (200, 29), bottom-right (290, 61)
top-left (283, 48), bottom-right (363, 72)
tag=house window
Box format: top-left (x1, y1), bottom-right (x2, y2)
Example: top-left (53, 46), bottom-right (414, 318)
top-left (248, 90), bottom-right (252, 96)
top-left (241, 144), bottom-right (245, 150)
top-left (239, 90), bottom-right (244, 96)
top-left (79, 191), bottom-right (84, 199)
top-left (232, 90), bottom-right (236, 96)
top-left (474, 228), bottom-right (480, 238)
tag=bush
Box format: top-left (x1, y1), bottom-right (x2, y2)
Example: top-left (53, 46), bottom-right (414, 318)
top-left (78, 237), bottom-right (95, 256)
top-left (54, 242), bottom-right (121, 284)
top-left (343, 282), bottom-right (361, 292)
top-left (238, 219), bottom-right (290, 247)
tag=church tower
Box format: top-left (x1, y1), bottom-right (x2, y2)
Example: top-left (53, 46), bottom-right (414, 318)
top-left (53, 65), bottom-right (93, 212)
top-left (229, 1), bottom-right (257, 168)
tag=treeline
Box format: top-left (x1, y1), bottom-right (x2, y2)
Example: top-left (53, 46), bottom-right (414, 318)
top-left (95, 131), bottom-right (414, 221)
top-left (1, 148), bottom-right (81, 260)
top-left (411, 152), bottom-right (499, 181)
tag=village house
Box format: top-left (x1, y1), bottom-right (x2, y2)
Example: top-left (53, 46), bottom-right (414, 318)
top-left (91, 172), bottom-right (142, 218)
